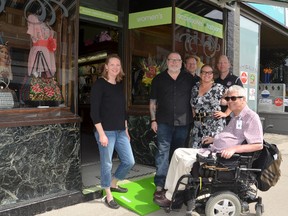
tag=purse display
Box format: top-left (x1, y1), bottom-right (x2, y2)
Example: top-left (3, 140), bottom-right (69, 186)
top-left (20, 51), bottom-right (63, 107)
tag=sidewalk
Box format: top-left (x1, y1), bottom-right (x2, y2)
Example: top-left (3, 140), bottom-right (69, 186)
top-left (36, 133), bottom-right (288, 216)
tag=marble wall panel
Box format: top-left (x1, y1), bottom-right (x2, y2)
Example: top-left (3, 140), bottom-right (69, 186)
top-left (128, 115), bottom-right (157, 166)
top-left (0, 123), bottom-right (81, 206)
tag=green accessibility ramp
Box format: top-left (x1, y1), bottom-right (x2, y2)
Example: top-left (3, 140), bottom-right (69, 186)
top-left (110, 176), bottom-right (160, 215)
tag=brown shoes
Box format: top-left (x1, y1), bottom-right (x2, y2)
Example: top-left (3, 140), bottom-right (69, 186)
top-left (153, 188), bottom-right (171, 207)
top-left (153, 189), bottom-right (166, 198)
top-left (153, 195), bottom-right (171, 207)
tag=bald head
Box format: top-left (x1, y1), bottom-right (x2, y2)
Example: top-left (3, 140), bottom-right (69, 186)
top-left (217, 55), bottom-right (231, 77)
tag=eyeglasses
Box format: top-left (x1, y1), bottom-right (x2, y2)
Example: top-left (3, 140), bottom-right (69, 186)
top-left (167, 59), bottom-right (182, 63)
top-left (224, 96), bottom-right (244, 101)
top-left (201, 71), bottom-right (213, 75)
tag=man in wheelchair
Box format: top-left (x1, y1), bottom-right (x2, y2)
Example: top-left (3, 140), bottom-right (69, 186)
top-left (154, 85), bottom-right (264, 215)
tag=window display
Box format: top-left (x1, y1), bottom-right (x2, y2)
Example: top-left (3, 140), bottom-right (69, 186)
top-left (0, 0), bottom-right (77, 109)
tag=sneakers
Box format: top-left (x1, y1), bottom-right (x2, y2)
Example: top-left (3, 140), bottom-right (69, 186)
top-left (104, 197), bottom-right (120, 209)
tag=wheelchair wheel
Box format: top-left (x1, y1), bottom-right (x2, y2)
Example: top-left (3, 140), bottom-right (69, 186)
top-left (205, 191), bottom-right (241, 216)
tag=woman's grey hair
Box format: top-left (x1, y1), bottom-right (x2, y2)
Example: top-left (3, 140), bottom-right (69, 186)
top-left (227, 85), bottom-right (246, 97)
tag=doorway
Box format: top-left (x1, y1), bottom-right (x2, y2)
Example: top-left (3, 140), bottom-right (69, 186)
top-left (78, 20), bottom-right (119, 165)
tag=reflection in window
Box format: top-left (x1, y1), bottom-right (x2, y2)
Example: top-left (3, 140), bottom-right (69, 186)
top-left (130, 26), bottom-right (171, 105)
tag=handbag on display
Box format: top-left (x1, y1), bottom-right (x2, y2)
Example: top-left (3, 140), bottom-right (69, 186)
top-left (20, 51), bottom-right (63, 107)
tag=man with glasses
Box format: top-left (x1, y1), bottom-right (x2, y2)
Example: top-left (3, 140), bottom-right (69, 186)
top-left (154, 85), bottom-right (263, 207)
top-left (150, 52), bottom-right (194, 200)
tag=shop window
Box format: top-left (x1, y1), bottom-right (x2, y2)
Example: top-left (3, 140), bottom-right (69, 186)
top-left (175, 0), bottom-right (224, 67)
top-left (130, 25), bottom-right (172, 106)
top-left (0, 1), bottom-right (77, 110)
top-left (128, 0), bottom-right (224, 109)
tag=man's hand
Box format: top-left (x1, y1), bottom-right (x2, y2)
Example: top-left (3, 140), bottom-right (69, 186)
top-left (220, 147), bottom-right (236, 159)
top-left (151, 121), bottom-right (157, 133)
top-left (201, 136), bottom-right (213, 145)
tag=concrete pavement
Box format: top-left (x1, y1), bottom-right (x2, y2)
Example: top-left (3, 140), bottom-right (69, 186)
top-left (36, 133), bottom-right (288, 216)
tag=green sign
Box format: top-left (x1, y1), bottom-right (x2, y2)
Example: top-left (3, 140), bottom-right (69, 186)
top-left (175, 8), bottom-right (223, 38)
top-left (129, 7), bottom-right (172, 29)
top-left (79, 6), bottom-right (118, 23)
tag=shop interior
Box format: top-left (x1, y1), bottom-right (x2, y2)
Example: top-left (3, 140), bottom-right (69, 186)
top-left (78, 20), bottom-right (119, 165)
top-left (258, 19), bottom-right (288, 112)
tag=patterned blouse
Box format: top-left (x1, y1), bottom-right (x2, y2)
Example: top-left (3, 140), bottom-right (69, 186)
top-left (190, 82), bottom-right (226, 148)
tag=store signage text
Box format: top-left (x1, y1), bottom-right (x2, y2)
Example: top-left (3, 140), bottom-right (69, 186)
top-left (129, 7), bottom-right (223, 39)
top-left (80, 6), bottom-right (118, 23)
top-left (129, 7), bottom-right (172, 29)
top-left (175, 8), bottom-right (223, 39)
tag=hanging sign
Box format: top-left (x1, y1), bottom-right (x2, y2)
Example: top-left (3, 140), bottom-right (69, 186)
top-left (175, 8), bottom-right (223, 38)
top-left (80, 6), bottom-right (118, 23)
top-left (129, 7), bottom-right (172, 29)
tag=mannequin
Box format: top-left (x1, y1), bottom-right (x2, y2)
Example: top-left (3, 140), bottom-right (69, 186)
top-left (0, 43), bottom-right (12, 88)
top-left (27, 14), bottom-right (56, 78)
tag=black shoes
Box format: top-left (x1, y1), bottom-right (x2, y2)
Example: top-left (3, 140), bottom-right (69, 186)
top-left (110, 185), bottom-right (128, 193)
top-left (105, 197), bottom-right (120, 209)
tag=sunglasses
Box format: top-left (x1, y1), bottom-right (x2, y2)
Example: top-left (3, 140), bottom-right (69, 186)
top-left (224, 96), bottom-right (243, 101)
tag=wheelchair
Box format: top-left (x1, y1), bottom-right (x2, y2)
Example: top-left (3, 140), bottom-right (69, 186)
top-left (165, 151), bottom-right (264, 216)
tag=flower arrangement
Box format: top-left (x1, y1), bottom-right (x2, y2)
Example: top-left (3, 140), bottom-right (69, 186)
top-left (29, 77), bottom-right (63, 101)
top-left (140, 55), bottom-right (166, 87)
top-left (263, 68), bottom-right (273, 83)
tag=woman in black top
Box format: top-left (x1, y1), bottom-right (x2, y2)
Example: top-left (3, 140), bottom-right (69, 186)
top-left (90, 54), bottom-right (135, 209)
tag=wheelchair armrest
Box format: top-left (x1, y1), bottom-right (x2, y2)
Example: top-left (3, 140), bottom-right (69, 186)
top-left (196, 153), bottom-right (216, 164)
top-left (216, 153), bottom-right (254, 168)
top-left (215, 153), bottom-right (253, 160)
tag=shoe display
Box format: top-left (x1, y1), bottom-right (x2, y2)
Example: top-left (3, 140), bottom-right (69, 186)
top-left (110, 185), bottom-right (128, 193)
top-left (105, 197), bottom-right (120, 209)
top-left (153, 195), bottom-right (171, 207)
top-left (153, 189), bottom-right (166, 198)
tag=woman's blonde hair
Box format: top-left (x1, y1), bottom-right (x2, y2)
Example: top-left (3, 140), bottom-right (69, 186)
top-left (102, 54), bottom-right (125, 82)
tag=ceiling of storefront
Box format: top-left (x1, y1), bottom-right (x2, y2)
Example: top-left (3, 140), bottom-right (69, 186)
top-left (220, 0), bottom-right (288, 7)
top-left (261, 25), bottom-right (288, 49)
top-left (240, 2), bottom-right (288, 50)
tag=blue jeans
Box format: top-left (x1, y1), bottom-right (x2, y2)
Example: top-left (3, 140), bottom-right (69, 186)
top-left (94, 130), bottom-right (135, 188)
top-left (154, 123), bottom-right (190, 188)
